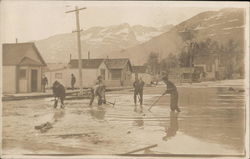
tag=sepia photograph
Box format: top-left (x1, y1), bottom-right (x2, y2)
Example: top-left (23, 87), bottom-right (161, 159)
top-left (0, 1), bottom-right (249, 158)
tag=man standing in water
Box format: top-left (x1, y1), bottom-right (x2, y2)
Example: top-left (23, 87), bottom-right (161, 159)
top-left (89, 76), bottom-right (106, 106)
top-left (52, 81), bottom-right (66, 109)
top-left (41, 75), bottom-right (48, 93)
top-left (71, 74), bottom-right (76, 90)
top-left (133, 77), bottom-right (145, 112)
top-left (162, 74), bottom-right (181, 112)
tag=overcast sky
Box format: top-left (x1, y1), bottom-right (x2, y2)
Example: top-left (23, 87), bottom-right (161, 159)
top-left (0, 1), bottom-right (246, 43)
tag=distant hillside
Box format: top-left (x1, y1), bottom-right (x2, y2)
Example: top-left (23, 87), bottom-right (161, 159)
top-left (35, 23), bottom-right (173, 63)
top-left (112, 8), bottom-right (245, 65)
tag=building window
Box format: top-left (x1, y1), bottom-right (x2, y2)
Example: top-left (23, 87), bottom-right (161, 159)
top-left (101, 69), bottom-right (106, 80)
top-left (20, 69), bottom-right (26, 79)
top-left (111, 70), bottom-right (121, 80)
top-left (55, 73), bottom-right (62, 79)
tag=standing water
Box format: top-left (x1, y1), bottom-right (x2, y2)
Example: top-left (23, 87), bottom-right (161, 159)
top-left (2, 80), bottom-right (245, 156)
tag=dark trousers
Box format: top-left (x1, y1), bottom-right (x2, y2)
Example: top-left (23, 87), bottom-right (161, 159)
top-left (97, 92), bottom-right (106, 106)
top-left (170, 91), bottom-right (179, 111)
top-left (89, 89), bottom-right (95, 106)
top-left (89, 91), bottom-right (106, 106)
top-left (42, 84), bottom-right (46, 92)
top-left (71, 83), bottom-right (75, 90)
top-left (54, 97), bottom-right (65, 108)
top-left (134, 90), bottom-right (143, 105)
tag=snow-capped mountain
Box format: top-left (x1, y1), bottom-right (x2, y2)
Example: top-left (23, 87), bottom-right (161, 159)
top-left (113, 8), bottom-right (245, 65)
top-left (35, 8), bottom-right (245, 65)
top-left (35, 23), bottom-right (173, 63)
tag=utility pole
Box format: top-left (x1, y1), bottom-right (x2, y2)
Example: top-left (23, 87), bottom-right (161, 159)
top-left (66, 6), bottom-right (86, 95)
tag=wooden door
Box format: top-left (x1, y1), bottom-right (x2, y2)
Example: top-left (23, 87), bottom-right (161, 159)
top-left (31, 69), bottom-right (38, 92)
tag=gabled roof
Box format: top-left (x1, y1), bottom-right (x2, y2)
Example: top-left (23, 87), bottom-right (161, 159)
top-left (19, 57), bottom-right (44, 66)
top-left (132, 66), bottom-right (147, 73)
top-left (2, 42), bottom-right (46, 66)
top-left (104, 58), bottom-right (131, 70)
top-left (69, 59), bottom-right (104, 69)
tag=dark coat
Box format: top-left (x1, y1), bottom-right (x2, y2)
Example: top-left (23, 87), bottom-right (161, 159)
top-left (133, 80), bottom-right (144, 92)
top-left (52, 81), bottom-right (66, 98)
top-left (42, 77), bottom-right (48, 85)
top-left (71, 76), bottom-right (76, 84)
top-left (163, 80), bottom-right (178, 109)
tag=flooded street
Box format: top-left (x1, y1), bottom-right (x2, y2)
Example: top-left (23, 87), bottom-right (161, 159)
top-left (2, 80), bottom-right (245, 156)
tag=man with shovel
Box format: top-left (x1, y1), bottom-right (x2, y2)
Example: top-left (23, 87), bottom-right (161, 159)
top-left (162, 74), bottom-right (181, 112)
top-left (52, 81), bottom-right (66, 109)
top-left (133, 77), bottom-right (145, 112)
top-left (89, 76), bottom-right (106, 106)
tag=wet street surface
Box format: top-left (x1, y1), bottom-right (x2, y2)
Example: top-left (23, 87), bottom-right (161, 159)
top-left (2, 80), bottom-right (245, 156)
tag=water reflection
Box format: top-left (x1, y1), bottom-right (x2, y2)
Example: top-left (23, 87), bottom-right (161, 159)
top-left (162, 111), bottom-right (179, 141)
top-left (178, 87), bottom-right (245, 152)
top-left (89, 107), bottom-right (106, 120)
top-left (53, 109), bottom-right (65, 123)
top-left (133, 116), bottom-right (144, 128)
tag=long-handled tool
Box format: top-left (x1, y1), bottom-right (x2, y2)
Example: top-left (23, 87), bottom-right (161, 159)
top-left (148, 94), bottom-right (164, 111)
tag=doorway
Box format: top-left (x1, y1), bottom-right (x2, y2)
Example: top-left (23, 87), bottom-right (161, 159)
top-left (31, 69), bottom-right (38, 92)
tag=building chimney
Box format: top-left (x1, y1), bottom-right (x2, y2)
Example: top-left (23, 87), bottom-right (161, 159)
top-left (107, 56), bottom-right (109, 59)
top-left (15, 38), bottom-right (18, 43)
top-left (88, 51), bottom-right (90, 59)
top-left (70, 54), bottom-right (72, 61)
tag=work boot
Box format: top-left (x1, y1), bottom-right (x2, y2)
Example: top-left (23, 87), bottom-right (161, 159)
top-left (176, 108), bottom-right (181, 112)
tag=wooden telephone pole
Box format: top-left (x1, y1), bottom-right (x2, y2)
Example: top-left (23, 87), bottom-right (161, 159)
top-left (66, 6), bottom-right (86, 95)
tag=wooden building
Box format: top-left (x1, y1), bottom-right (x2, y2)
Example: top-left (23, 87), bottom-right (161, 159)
top-left (44, 58), bottom-right (133, 88)
top-left (2, 43), bottom-right (47, 94)
top-left (104, 58), bottom-right (133, 87)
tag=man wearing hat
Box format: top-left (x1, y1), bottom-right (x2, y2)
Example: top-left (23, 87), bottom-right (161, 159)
top-left (162, 73), bottom-right (181, 112)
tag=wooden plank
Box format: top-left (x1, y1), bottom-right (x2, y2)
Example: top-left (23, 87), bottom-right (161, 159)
top-left (124, 144), bottom-right (158, 154)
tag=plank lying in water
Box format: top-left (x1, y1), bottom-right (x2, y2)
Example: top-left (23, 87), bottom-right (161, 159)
top-left (124, 144), bottom-right (158, 154)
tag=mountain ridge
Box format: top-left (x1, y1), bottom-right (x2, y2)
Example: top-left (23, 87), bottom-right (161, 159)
top-left (35, 24), bottom-right (173, 63)
top-left (111, 8), bottom-right (245, 65)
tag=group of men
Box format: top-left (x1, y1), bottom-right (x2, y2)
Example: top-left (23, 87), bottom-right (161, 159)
top-left (49, 72), bottom-right (180, 113)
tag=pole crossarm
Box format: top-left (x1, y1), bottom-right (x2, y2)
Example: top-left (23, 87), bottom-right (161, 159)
top-left (65, 7), bottom-right (87, 13)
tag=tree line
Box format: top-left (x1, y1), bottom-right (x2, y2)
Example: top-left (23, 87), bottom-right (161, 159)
top-left (145, 38), bottom-right (244, 79)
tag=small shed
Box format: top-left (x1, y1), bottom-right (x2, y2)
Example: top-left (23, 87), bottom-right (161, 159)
top-left (2, 42), bottom-right (47, 93)
top-left (168, 67), bottom-right (195, 83)
top-left (193, 54), bottom-right (220, 80)
top-left (105, 58), bottom-right (133, 86)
